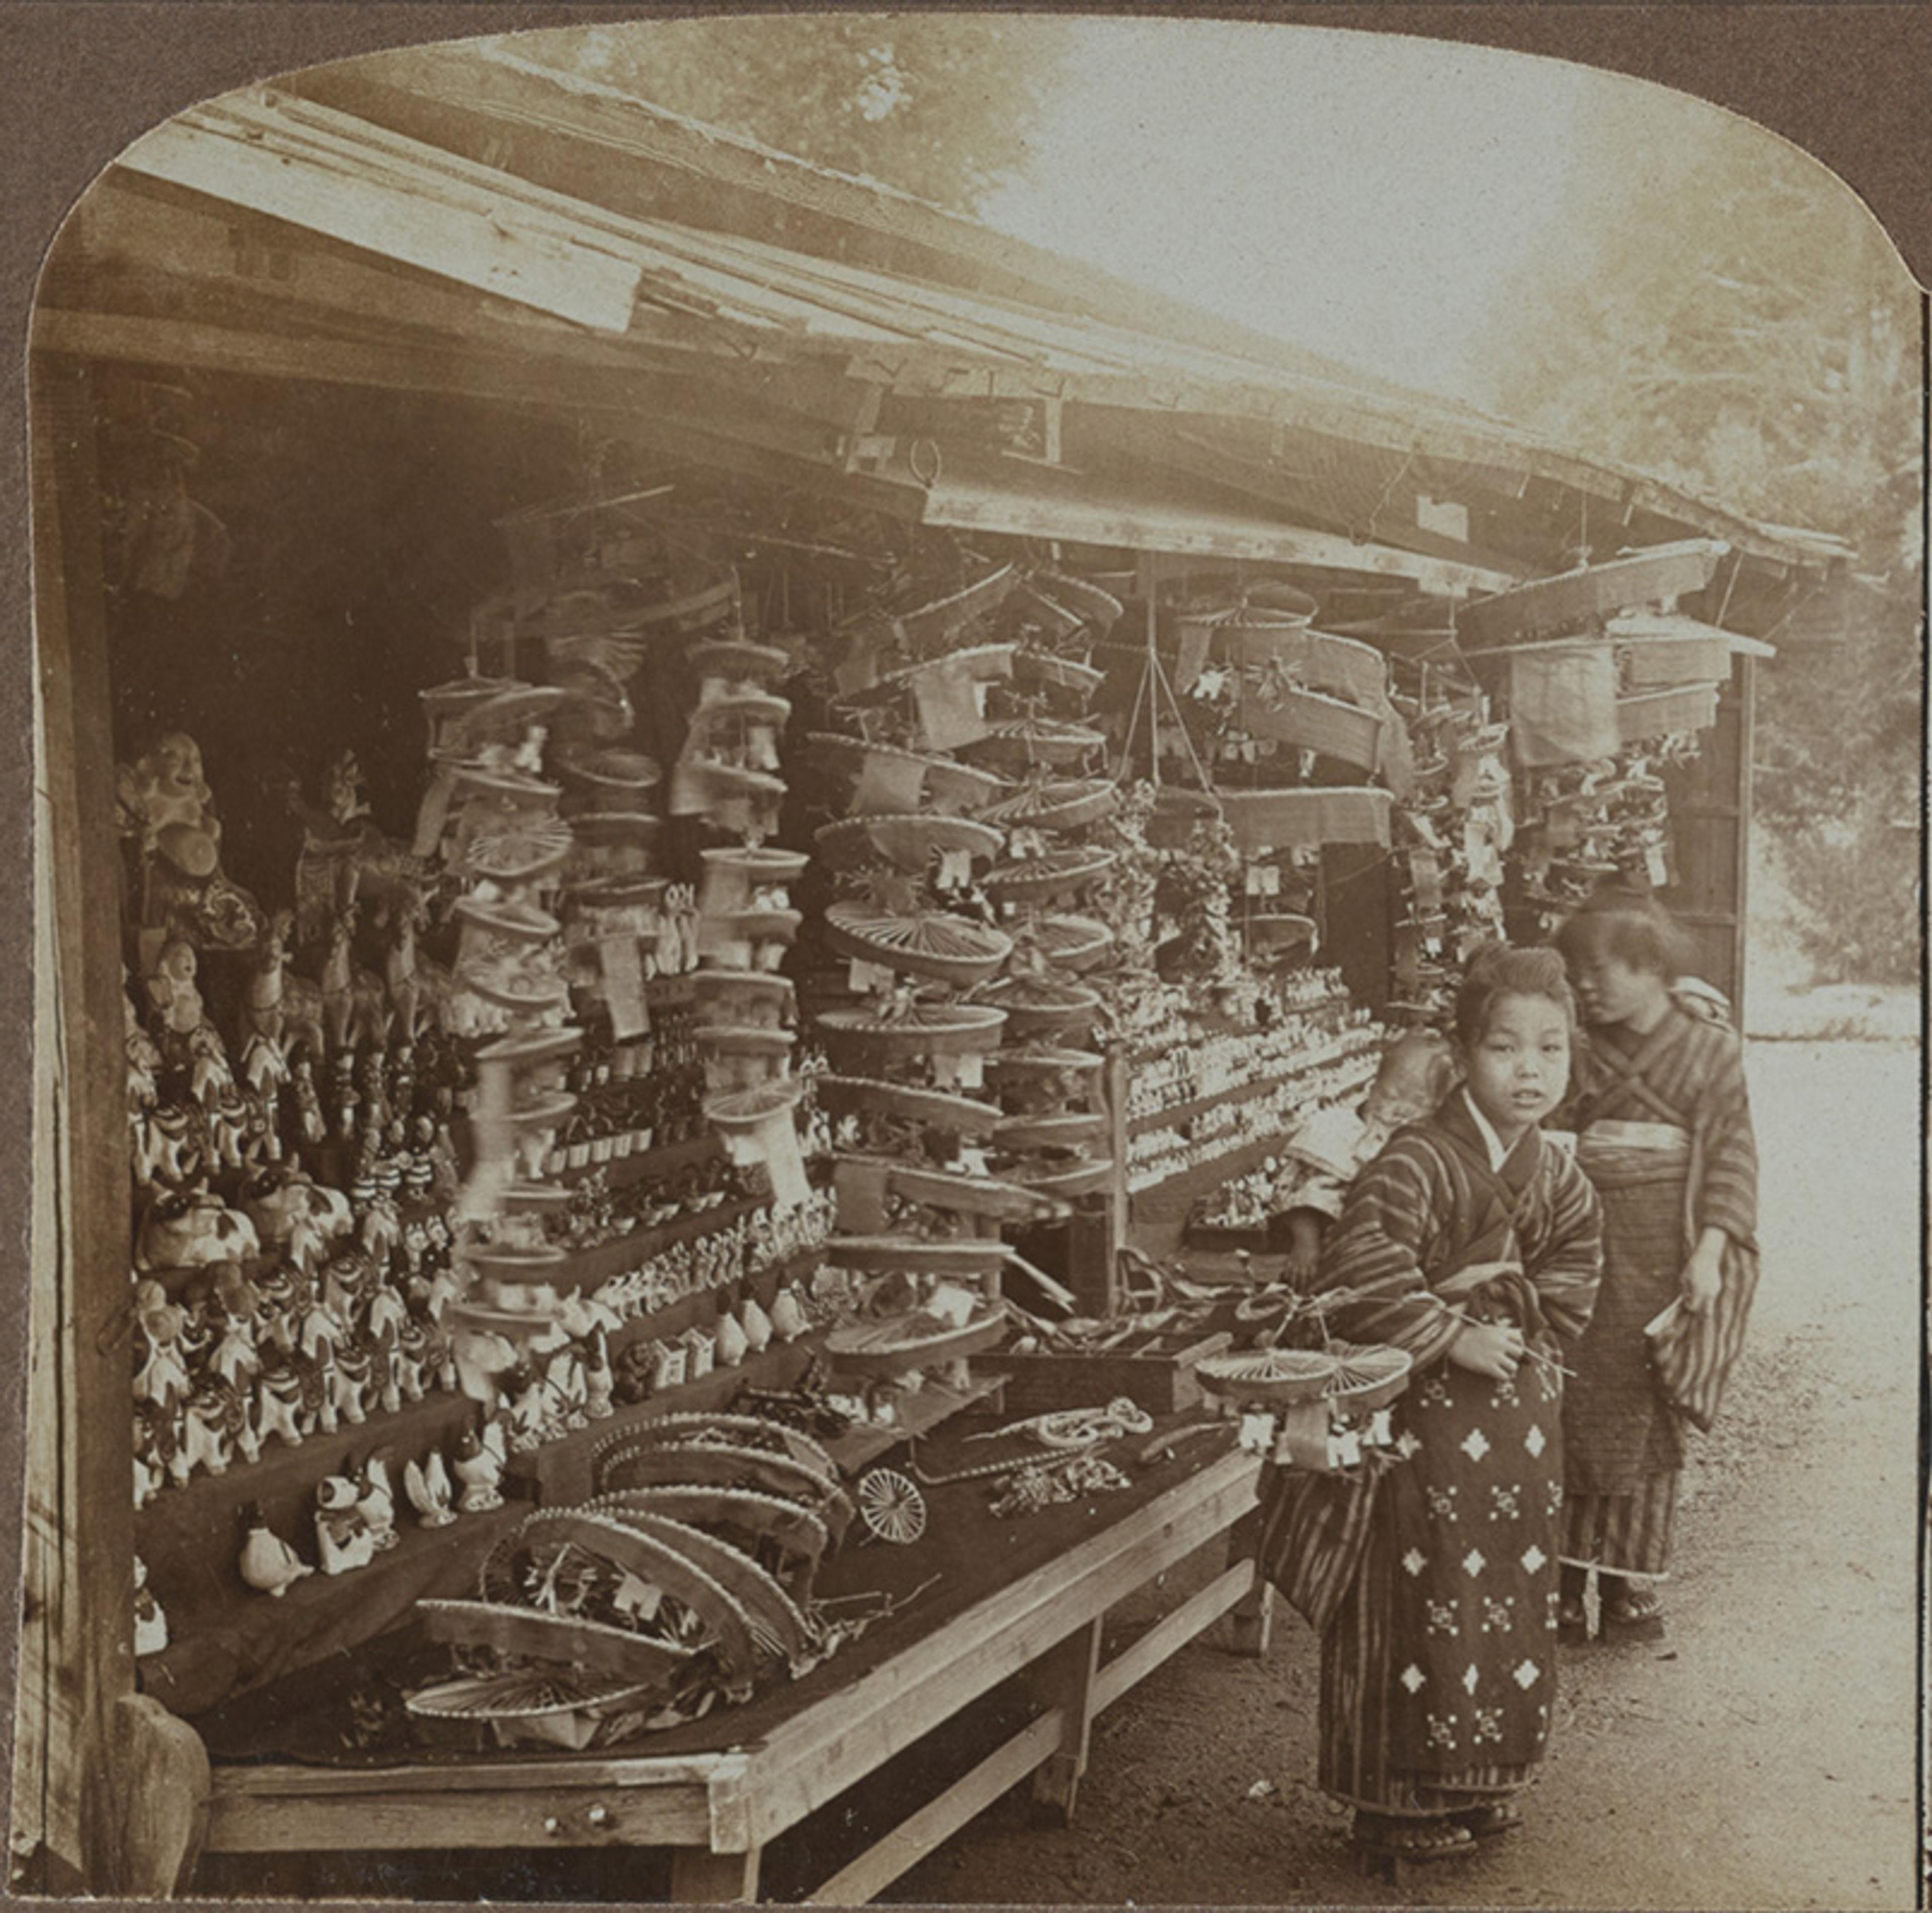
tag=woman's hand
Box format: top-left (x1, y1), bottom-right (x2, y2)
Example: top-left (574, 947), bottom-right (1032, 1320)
top-left (1679, 1233), bottom-right (1726, 1316)
top-left (1447, 1320), bottom-right (1525, 1380)
top-left (1282, 1211), bottom-right (1324, 1290)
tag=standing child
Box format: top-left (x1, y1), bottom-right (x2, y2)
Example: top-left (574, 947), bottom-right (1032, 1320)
top-left (1306, 945), bottom-right (1602, 1865)
top-left (1552, 888), bottom-right (1758, 1640)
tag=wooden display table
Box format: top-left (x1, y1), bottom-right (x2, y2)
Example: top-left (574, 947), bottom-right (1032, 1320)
top-left (189, 1441), bottom-right (1265, 1903)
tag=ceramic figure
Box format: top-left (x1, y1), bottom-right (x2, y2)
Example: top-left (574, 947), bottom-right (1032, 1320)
top-left (403, 1450), bottom-right (458, 1527)
top-left (740, 1294), bottom-right (774, 1356)
top-left (313, 1477), bottom-right (376, 1576)
top-left (254, 1362), bottom-right (308, 1450)
top-left (145, 939), bottom-right (207, 1041)
top-left (238, 1502), bottom-right (313, 1598)
top-left (583, 1329), bottom-right (615, 1419)
top-left (126, 993), bottom-right (163, 1111)
top-left (133, 1558), bottom-right (169, 1656)
top-left (136, 1183), bottom-right (260, 1273)
top-left (355, 1454), bottom-right (399, 1551)
top-left (330, 1345), bottom-right (372, 1427)
top-left (713, 1307), bottom-right (750, 1369)
top-left (176, 1379), bottom-right (237, 1481)
top-left (450, 1418), bottom-right (507, 1512)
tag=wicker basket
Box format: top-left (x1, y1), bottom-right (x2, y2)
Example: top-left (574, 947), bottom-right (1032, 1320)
top-left (979, 776), bottom-right (1118, 834)
top-left (1219, 786), bottom-right (1393, 853)
top-left (1237, 684), bottom-right (1384, 770)
top-left (823, 1306), bottom-right (1008, 1379)
top-left (983, 847), bottom-right (1116, 906)
top-left (814, 813), bottom-right (1005, 875)
top-left (815, 1001), bottom-right (1008, 1068)
top-left (816, 1074), bottom-right (1003, 1135)
top-left (824, 903), bottom-right (1014, 987)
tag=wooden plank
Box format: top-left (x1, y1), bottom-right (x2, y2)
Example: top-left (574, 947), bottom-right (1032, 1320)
top-left (732, 1448), bottom-right (1260, 1847)
top-left (26, 352), bottom-right (140, 1891)
top-left (205, 1775), bottom-right (718, 1855)
top-left (117, 113), bottom-right (645, 335)
top-left (1090, 1560), bottom-right (1254, 1713)
top-left (804, 1710), bottom-right (1068, 1906)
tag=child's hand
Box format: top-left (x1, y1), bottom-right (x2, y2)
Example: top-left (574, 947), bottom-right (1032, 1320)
top-left (1283, 1212), bottom-right (1324, 1289)
top-left (1679, 1238), bottom-right (1725, 1316)
top-left (1448, 1320), bottom-right (1525, 1381)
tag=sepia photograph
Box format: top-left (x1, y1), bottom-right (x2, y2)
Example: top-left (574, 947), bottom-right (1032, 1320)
top-left (5, 8), bottom-right (1923, 1907)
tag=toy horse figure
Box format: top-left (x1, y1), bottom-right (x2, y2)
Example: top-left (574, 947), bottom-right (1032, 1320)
top-left (290, 751), bottom-right (438, 949)
top-left (381, 890), bottom-right (452, 1043)
top-left (242, 910), bottom-right (328, 1065)
top-left (318, 883), bottom-right (393, 1058)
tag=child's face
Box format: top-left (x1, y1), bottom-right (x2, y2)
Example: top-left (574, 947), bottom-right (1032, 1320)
top-left (1462, 992), bottom-right (1571, 1143)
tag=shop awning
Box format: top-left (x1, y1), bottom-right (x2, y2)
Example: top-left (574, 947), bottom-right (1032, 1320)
top-left (913, 461), bottom-right (1516, 596)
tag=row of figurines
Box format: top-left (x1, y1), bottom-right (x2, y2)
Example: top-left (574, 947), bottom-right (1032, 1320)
top-left (1121, 993), bottom-right (1377, 1119)
top-left (131, 1188), bottom-right (840, 1504)
top-left (1125, 1043), bottom-right (1386, 1194)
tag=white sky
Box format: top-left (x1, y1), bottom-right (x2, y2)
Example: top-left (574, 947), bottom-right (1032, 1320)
top-left (975, 20), bottom-right (1595, 404)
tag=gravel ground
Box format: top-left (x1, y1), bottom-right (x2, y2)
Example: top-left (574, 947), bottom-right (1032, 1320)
top-left (882, 1036), bottom-right (1921, 1911)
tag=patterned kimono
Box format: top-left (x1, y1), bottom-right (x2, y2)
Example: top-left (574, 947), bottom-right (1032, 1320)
top-left (1560, 1005), bottom-right (1759, 1579)
top-left (1316, 1092), bottom-right (1602, 1817)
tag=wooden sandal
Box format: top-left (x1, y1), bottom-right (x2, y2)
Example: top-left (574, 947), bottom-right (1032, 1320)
top-left (1603, 1583), bottom-right (1665, 1641)
top-left (1350, 1811), bottom-right (1476, 1863)
top-left (1457, 1801), bottom-right (1525, 1841)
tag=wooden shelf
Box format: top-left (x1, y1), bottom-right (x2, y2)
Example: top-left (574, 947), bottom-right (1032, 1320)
top-left (1125, 1040), bottom-right (1379, 1136)
top-left (557, 1129), bottom-right (718, 1188)
top-left (138, 1498), bottom-right (525, 1722)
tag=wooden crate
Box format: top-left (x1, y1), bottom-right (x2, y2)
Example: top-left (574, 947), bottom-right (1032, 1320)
top-left (989, 1329), bottom-right (1234, 1418)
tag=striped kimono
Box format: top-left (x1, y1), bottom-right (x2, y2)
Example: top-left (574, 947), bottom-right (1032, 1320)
top-left (1315, 1092), bottom-right (1602, 1817)
top-left (1560, 1005), bottom-right (1759, 1579)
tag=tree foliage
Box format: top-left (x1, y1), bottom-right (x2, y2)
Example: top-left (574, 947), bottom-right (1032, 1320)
top-left (1468, 89), bottom-right (1922, 984)
top-left (511, 15), bottom-right (1074, 215)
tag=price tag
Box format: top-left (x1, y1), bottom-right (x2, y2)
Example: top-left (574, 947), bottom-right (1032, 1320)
top-left (600, 935), bottom-right (648, 1042)
top-left (936, 847), bottom-right (974, 893)
top-left (1238, 1412), bottom-right (1276, 1455)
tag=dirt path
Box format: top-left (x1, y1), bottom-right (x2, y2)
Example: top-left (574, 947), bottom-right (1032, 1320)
top-left (886, 1039), bottom-right (1920, 1910)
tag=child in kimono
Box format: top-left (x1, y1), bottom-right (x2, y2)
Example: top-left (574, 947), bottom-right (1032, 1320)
top-left (1309, 945), bottom-right (1603, 1864)
top-left (1552, 888), bottom-right (1758, 1640)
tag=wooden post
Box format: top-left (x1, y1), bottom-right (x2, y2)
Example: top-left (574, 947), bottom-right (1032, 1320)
top-left (668, 1843), bottom-right (762, 1903)
top-left (1026, 1615), bottom-right (1103, 1825)
top-left (17, 350), bottom-right (141, 1891)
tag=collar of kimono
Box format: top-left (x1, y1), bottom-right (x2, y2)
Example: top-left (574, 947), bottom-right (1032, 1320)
top-left (1439, 1087), bottom-right (1541, 1189)
top-left (1578, 1006), bottom-right (1691, 1129)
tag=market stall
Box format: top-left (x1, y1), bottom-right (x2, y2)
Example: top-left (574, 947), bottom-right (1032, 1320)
top-left (19, 41), bottom-right (1841, 1901)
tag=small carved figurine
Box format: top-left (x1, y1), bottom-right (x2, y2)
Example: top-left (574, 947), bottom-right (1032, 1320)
top-left (238, 1501), bottom-right (313, 1599)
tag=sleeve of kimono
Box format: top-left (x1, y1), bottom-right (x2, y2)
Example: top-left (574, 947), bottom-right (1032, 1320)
top-left (1689, 1026), bottom-right (1758, 1249)
top-left (1315, 1137), bottom-right (1465, 1370)
top-left (1532, 1151), bottom-right (1603, 1343)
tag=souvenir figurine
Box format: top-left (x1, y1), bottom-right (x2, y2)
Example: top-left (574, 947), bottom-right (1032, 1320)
top-left (287, 1056), bottom-right (328, 1151)
top-left (132, 1279), bottom-right (193, 1416)
top-left (403, 1449), bottom-right (457, 1528)
top-left (126, 991), bottom-right (163, 1112)
top-left (450, 1418), bottom-right (508, 1512)
top-left (254, 1360), bottom-right (310, 1450)
top-left (136, 1181), bottom-right (260, 1273)
top-left (313, 1476), bottom-right (376, 1576)
top-left (132, 1402), bottom-right (171, 1507)
top-left (329, 1345), bottom-right (373, 1428)
top-left (769, 1284), bottom-right (810, 1342)
top-left (739, 1294), bottom-right (774, 1356)
top-left (713, 1307), bottom-right (750, 1369)
top-left (177, 1377), bottom-right (240, 1481)
top-left (364, 1280), bottom-right (410, 1413)
top-left (238, 1502), bottom-right (313, 1598)
top-left (505, 1364), bottom-right (551, 1451)
top-left (583, 1328), bottom-right (615, 1419)
top-left (354, 1454), bottom-right (399, 1552)
top-left (133, 1558), bottom-right (169, 1657)
top-left (144, 939), bottom-right (208, 1042)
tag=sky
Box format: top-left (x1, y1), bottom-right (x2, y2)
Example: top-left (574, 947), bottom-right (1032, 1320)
top-left (974, 19), bottom-right (1599, 405)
